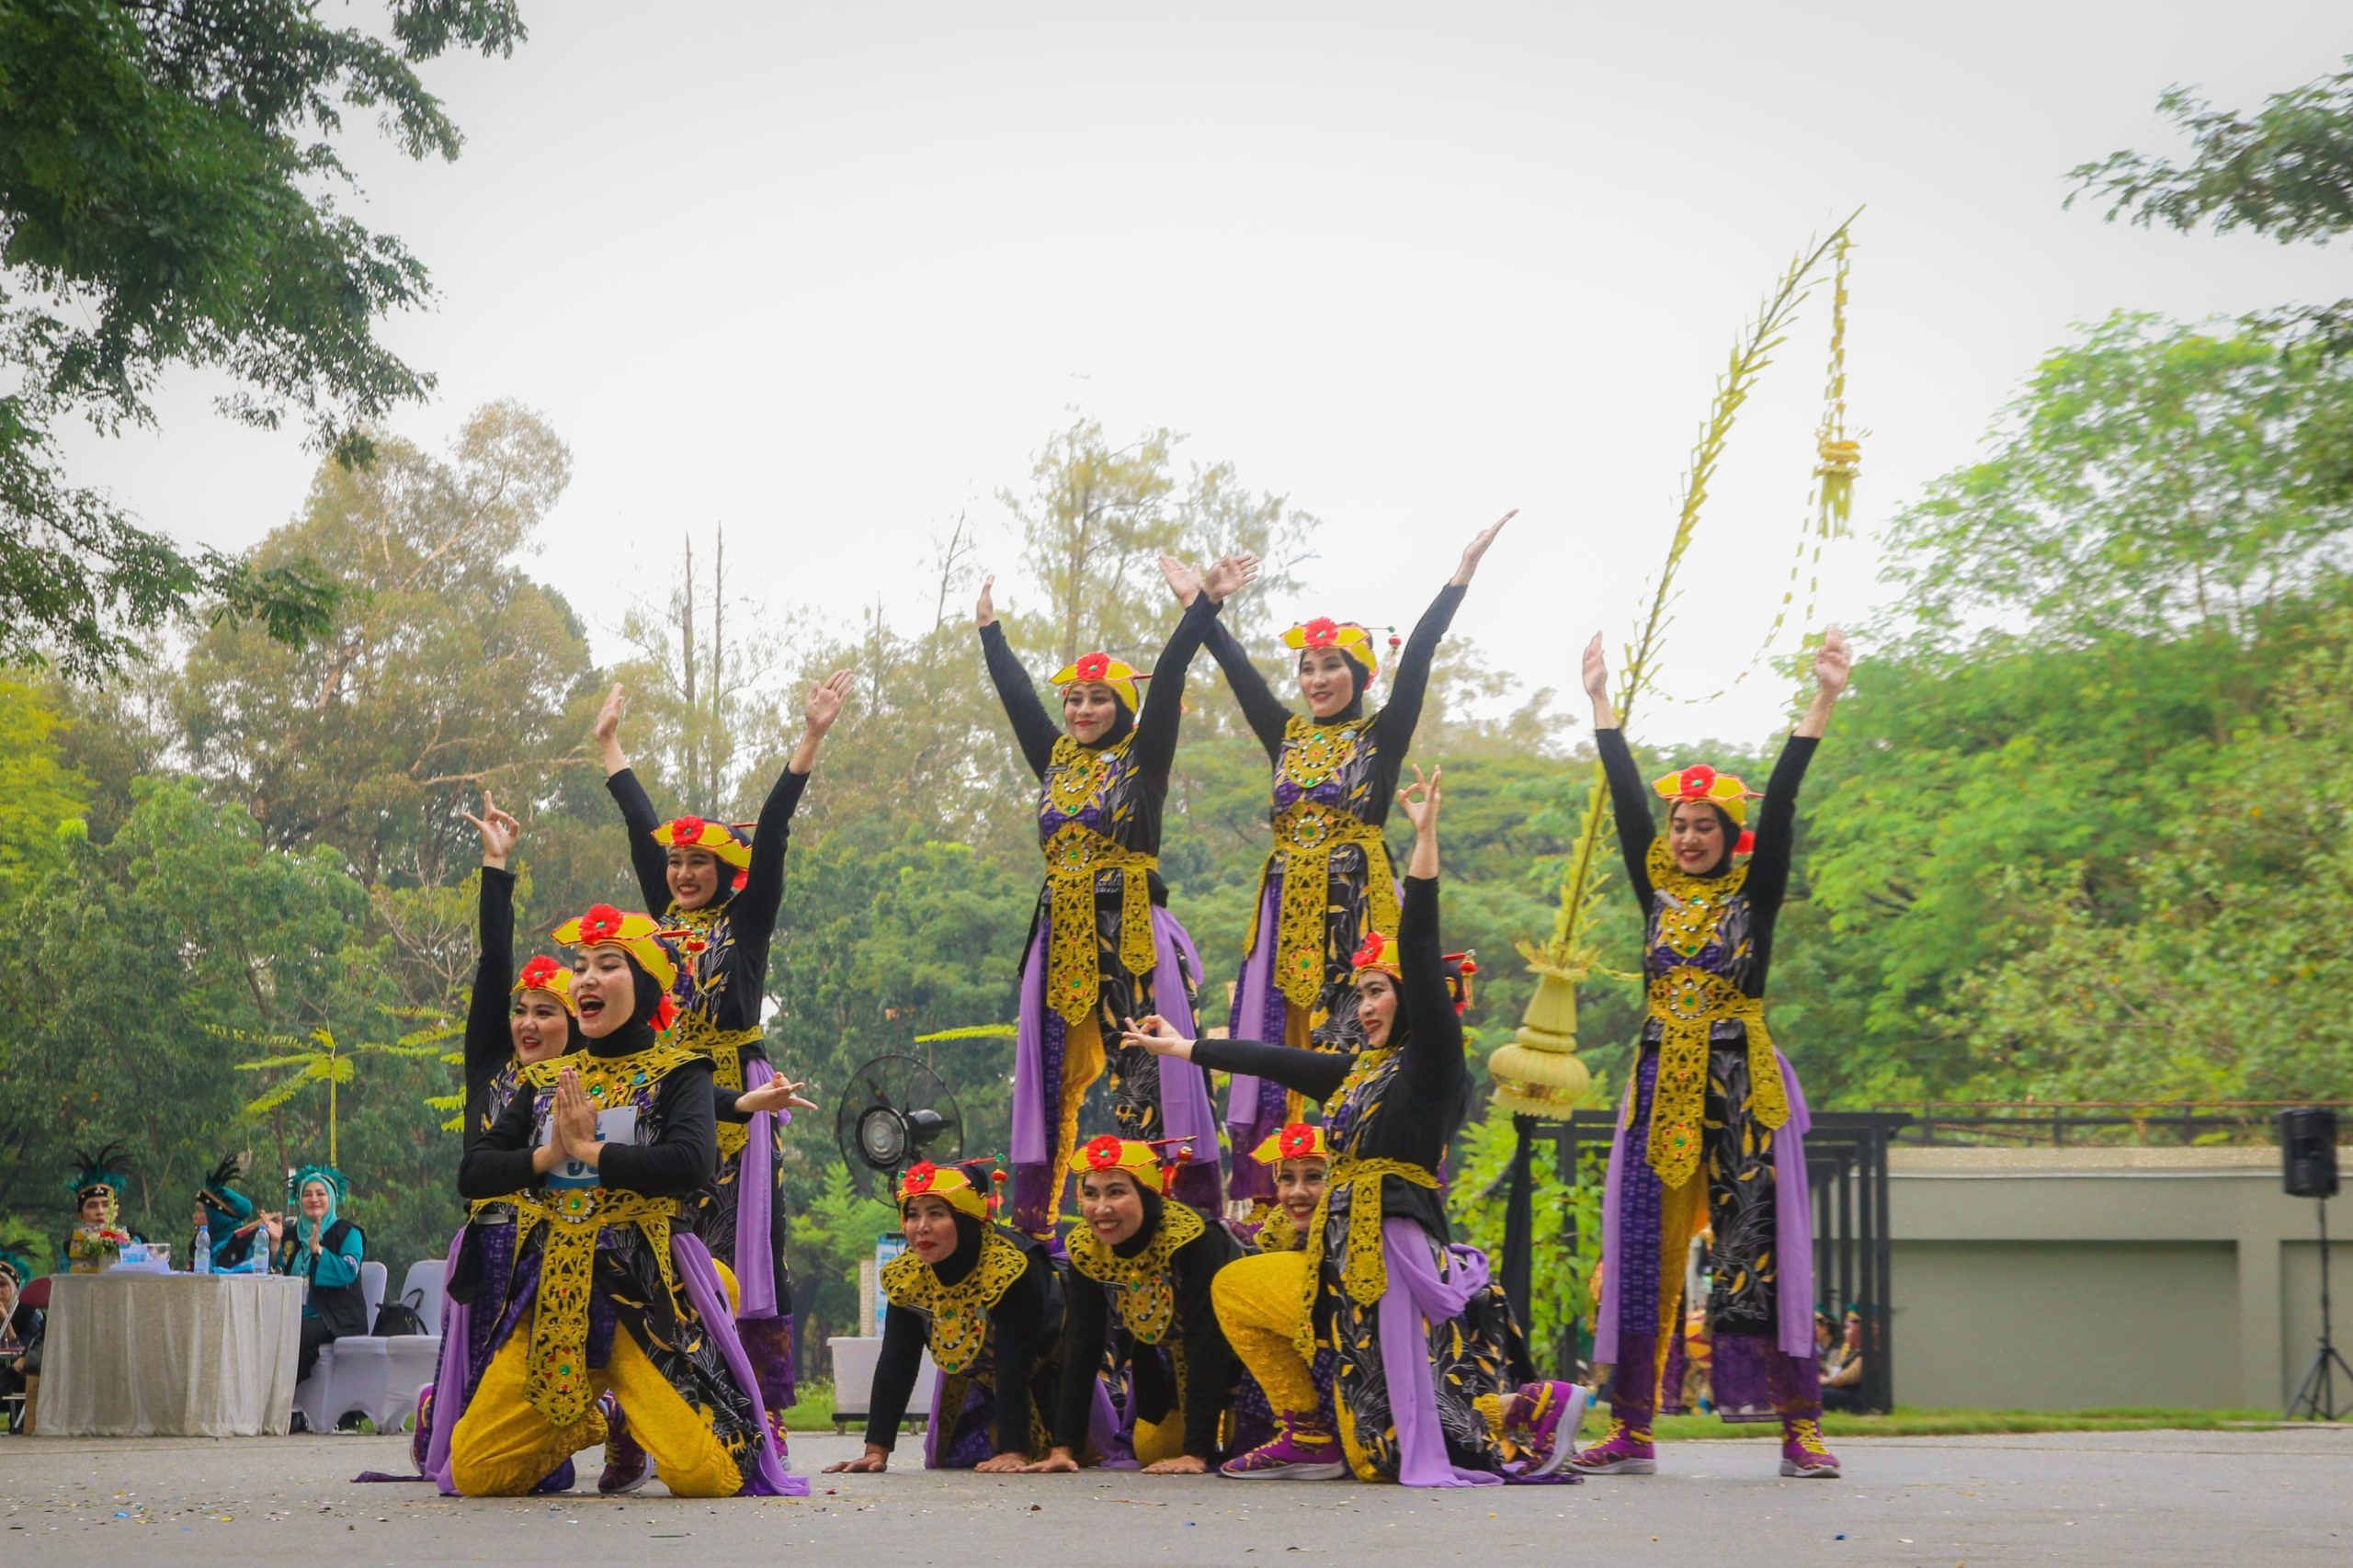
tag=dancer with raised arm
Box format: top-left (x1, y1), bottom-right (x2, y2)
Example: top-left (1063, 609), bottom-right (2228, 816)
top-left (980, 558), bottom-right (1254, 1231)
top-left (1122, 767), bottom-right (1581, 1485)
top-left (1568, 628), bottom-right (1851, 1481)
top-left (1162, 515), bottom-right (1510, 1205)
top-left (596, 671), bottom-right (850, 1467)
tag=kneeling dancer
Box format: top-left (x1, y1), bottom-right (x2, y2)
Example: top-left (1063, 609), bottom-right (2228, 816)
top-left (1568, 629), bottom-right (1850, 1480)
top-left (445, 904), bottom-right (797, 1497)
top-left (826, 1159), bottom-right (1066, 1473)
top-left (1127, 767), bottom-right (1582, 1485)
top-left (1029, 1135), bottom-right (1238, 1474)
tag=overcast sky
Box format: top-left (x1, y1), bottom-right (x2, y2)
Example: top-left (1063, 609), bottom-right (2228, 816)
top-left (56, 2), bottom-right (2352, 745)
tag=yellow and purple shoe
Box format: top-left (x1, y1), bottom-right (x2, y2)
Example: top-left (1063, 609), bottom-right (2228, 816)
top-left (1779, 1416), bottom-right (1840, 1478)
top-left (1567, 1419), bottom-right (1657, 1476)
top-left (1503, 1380), bottom-right (1591, 1478)
top-left (1220, 1414), bottom-right (1347, 1480)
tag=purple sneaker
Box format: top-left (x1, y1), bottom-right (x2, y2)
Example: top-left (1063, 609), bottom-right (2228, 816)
top-left (1779, 1417), bottom-right (1840, 1478)
top-left (1220, 1414), bottom-right (1347, 1480)
top-left (1504, 1380), bottom-right (1590, 1477)
top-left (529, 1458), bottom-right (577, 1494)
top-left (1567, 1419), bottom-right (1657, 1476)
top-left (598, 1406), bottom-right (654, 1495)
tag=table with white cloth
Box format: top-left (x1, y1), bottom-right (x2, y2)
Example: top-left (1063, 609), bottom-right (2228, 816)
top-left (37, 1272), bottom-right (304, 1437)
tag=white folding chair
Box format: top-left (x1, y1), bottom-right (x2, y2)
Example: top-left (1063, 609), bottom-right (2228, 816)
top-left (397, 1257), bottom-right (444, 1330)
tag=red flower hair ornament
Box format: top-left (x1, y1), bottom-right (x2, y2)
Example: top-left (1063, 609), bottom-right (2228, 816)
top-left (1074, 652), bottom-right (1111, 683)
top-left (1084, 1133), bottom-right (1124, 1172)
top-left (578, 903), bottom-right (624, 943)
top-left (902, 1161), bottom-right (938, 1195)
top-left (1279, 1122), bottom-right (1317, 1158)
top-left (667, 815), bottom-right (709, 846)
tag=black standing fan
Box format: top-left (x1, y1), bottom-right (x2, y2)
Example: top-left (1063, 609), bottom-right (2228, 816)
top-left (834, 1053), bottom-right (962, 1199)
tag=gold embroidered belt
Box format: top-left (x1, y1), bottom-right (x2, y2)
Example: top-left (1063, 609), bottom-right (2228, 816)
top-left (1247, 801), bottom-right (1398, 1011)
top-left (668, 1016), bottom-right (767, 1158)
top-left (1040, 824), bottom-right (1158, 1026)
top-left (513, 1187), bottom-right (679, 1427)
top-left (1636, 965), bottom-right (1788, 1189)
top-left (1292, 1156), bottom-right (1438, 1359)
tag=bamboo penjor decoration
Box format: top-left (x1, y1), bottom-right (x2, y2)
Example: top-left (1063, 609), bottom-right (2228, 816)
top-left (1486, 214), bottom-right (1861, 1119)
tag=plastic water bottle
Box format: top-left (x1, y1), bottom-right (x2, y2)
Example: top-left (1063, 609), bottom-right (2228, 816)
top-left (194, 1220), bottom-right (211, 1275)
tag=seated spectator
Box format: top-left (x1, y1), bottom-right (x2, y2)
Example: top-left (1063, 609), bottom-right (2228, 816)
top-left (1819, 1308), bottom-right (1866, 1414)
top-left (1, 1246), bottom-right (42, 1432)
top-left (267, 1165), bottom-right (367, 1392)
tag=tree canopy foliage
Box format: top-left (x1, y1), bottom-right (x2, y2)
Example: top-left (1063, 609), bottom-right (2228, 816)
top-left (0, 0), bottom-right (525, 675)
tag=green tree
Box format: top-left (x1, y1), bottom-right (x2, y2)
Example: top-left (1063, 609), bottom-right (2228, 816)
top-left (175, 401), bottom-right (594, 910)
top-left (0, 0), bottom-right (528, 675)
top-left (2071, 56), bottom-right (2353, 352)
top-left (0, 675), bottom-right (89, 894)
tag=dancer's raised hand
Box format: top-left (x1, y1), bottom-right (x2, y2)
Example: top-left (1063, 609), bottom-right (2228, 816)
top-left (461, 791), bottom-right (522, 868)
top-left (1118, 1015), bottom-right (1196, 1062)
top-left (1158, 554), bottom-right (1203, 608)
top-left (1583, 633), bottom-right (1619, 728)
top-left (1450, 510), bottom-right (1517, 585)
top-left (594, 683), bottom-right (629, 774)
top-left (1396, 764), bottom-right (1443, 836)
top-left (1201, 552), bottom-right (1259, 603)
top-left (975, 574), bottom-right (997, 628)
top-left (1813, 625), bottom-right (1852, 701)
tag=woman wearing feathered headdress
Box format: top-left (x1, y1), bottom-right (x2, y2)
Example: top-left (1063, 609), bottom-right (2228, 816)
top-left (63, 1144), bottom-right (138, 1274)
top-left (1125, 768), bottom-right (1582, 1486)
top-left (977, 556), bottom-right (1255, 1233)
top-left (592, 670), bottom-right (849, 1454)
top-left (1161, 514), bottom-right (1511, 1207)
top-left (191, 1153), bottom-right (262, 1272)
top-left (1566, 628), bottom-right (1851, 1482)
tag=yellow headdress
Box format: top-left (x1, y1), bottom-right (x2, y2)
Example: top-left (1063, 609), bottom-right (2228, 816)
top-left (897, 1158), bottom-right (1006, 1222)
top-left (1651, 764), bottom-right (1761, 854)
top-left (1247, 1120), bottom-right (1330, 1166)
top-left (1071, 1133), bottom-right (1188, 1196)
top-left (1047, 651), bottom-right (1147, 713)
top-left (1350, 930), bottom-right (1479, 1013)
top-left (1281, 617), bottom-right (1379, 682)
top-left (509, 954), bottom-right (577, 1014)
top-left (649, 815), bottom-right (753, 872)
top-left (550, 905), bottom-right (690, 1032)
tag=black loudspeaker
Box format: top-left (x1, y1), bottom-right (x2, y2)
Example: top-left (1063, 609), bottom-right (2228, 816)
top-left (2281, 1108), bottom-right (2341, 1199)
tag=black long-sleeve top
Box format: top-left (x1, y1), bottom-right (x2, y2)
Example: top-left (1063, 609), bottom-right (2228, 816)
top-left (979, 593), bottom-right (1224, 868)
top-left (1597, 727), bottom-right (1817, 1000)
top-left (1191, 874), bottom-right (1466, 1238)
top-left (864, 1235), bottom-right (1061, 1457)
top-left (1050, 1204), bottom-right (1238, 1460)
top-left (1202, 583), bottom-right (1464, 824)
top-left (458, 1040), bottom-right (718, 1202)
top-left (461, 867), bottom-right (518, 1147)
top-left (606, 760), bottom-right (811, 1043)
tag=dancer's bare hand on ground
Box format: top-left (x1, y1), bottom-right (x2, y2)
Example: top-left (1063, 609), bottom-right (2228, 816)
top-left (1119, 1015), bottom-right (1195, 1062)
top-left (972, 1452), bottom-right (1030, 1473)
top-left (1021, 1449), bottom-right (1082, 1473)
top-left (823, 1446), bottom-right (889, 1474)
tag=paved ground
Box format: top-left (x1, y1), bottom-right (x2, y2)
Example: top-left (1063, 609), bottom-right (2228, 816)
top-left (3, 1426), bottom-right (2349, 1566)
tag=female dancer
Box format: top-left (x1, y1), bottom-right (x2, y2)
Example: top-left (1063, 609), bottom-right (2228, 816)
top-left (822, 1159), bottom-right (1066, 1474)
top-left (267, 1165), bottom-right (366, 1386)
top-left (1162, 515), bottom-right (1510, 1204)
top-left (63, 1146), bottom-right (138, 1272)
top-left (444, 903), bottom-right (798, 1498)
top-left (1567, 628), bottom-right (1850, 1481)
top-left (1125, 769), bottom-right (1581, 1484)
top-left (460, 794), bottom-right (579, 1142)
top-left (980, 559), bottom-right (1252, 1230)
top-left (596, 671), bottom-right (852, 1442)
top-left (1028, 1136), bottom-right (1238, 1474)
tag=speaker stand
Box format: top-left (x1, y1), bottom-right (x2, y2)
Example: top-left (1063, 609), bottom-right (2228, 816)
top-left (2287, 1196), bottom-right (2350, 1421)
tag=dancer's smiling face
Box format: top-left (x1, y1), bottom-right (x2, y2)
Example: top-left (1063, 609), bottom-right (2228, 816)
top-left (1356, 970), bottom-right (1399, 1048)
top-left (1077, 1169), bottom-right (1147, 1247)
top-left (1667, 801), bottom-right (1733, 875)
top-left (510, 990), bottom-right (571, 1064)
top-left (1297, 649), bottom-right (1358, 718)
top-left (903, 1195), bottom-right (960, 1264)
top-left (1273, 1157), bottom-right (1327, 1225)
top-left (665, 846), bottom-right (722, 909)
top-left (570, 946), bottom-right (637, 1039)
top-left (1063, 681), bottom-right (1120, 744)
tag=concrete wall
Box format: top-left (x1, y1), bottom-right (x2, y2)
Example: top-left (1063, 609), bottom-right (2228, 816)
top-left (1886, 1145), bottom-right (2348, 1411)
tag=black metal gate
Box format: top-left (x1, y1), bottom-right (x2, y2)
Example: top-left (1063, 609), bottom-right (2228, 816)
top-left (1526, 1108), bottom-right (1909, 1414)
